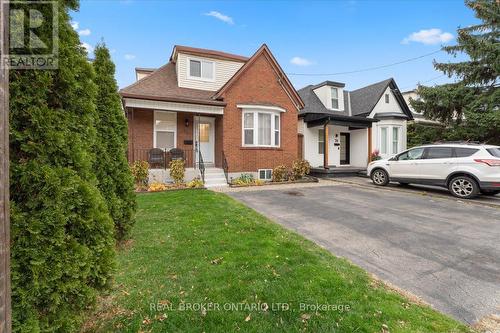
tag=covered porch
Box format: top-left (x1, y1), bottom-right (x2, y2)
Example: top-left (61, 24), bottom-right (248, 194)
top-left (124, 97), bottom-right (224, 170)
top-left (302, 113), bottom-right (378, 172)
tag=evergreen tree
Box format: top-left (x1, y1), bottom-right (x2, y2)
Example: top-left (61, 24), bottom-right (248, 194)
top-left (92, 43), bottom-right (136, 241)
top-left (10, 1), bottom-right (115, 331)
top-left (412, 0), bottom-right (500, 144)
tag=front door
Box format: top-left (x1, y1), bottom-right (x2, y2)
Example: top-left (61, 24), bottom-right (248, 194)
top-left (194, 116), bottom-right (215, 164)
top-left (340, 133), bottom-right (350, 165)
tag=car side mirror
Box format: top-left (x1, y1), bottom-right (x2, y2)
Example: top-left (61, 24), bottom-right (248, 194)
top-left (389, 156), bottom-right (397, 161)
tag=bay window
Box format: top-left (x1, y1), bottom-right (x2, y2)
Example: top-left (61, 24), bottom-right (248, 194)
top-left (379, 126), bottom-right (402, 155)
top-left (242, 111), bottom-right (280, 147)
top-left (318, 129), bottom-right (325, 154)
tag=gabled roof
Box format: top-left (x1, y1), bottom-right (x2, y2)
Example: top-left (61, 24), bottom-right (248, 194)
top-left (298, 78), bottom-right (413, 120)
top-left (350, 78), bottom-right (413, 119)
top-left (213, 44), bottom-right (304, 110)
top-left (120, 62), bottom-right (226, 106)
top-left (170, 45), bottom-right (249, 63)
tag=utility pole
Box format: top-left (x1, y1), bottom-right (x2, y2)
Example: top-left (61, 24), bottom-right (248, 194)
top-left (0, 0), bottom-right (10, 331)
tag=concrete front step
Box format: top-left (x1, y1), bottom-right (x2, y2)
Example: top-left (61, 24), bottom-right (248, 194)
top-left (202, 168), bottom-right (228, 188)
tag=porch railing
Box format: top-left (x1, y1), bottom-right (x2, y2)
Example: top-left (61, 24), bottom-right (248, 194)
top-left (198, 150), bottom-right (205, 183)
top-left (221, 151), bottom-right (229, 184)
top-left (129, 148), bottom-right (194, 169)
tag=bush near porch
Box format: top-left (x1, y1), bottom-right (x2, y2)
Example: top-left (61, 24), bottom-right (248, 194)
top-left (82, 190), bottom-right (472, 333)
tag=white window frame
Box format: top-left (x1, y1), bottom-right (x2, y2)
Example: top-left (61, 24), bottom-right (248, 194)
top-left (187, 57), bottom-right (215, 82)
top-left (258, 169), bottom-right (273, 181)
top-left (318, 128), bottom-right (325, 154)
top-left (241, 110), bottom-right (281, 148)
top-left (153, 110), bottom-right (177, 150)
top-left (392, 126), bottom-right (402, 154)
top-left (330, 87), bottom-right (339, 110)
top-left (380, 126), bottom-right (388, 155)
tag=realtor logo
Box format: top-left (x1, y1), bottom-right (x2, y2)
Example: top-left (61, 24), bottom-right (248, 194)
top-left (1, 1), bottom-right (58, 69)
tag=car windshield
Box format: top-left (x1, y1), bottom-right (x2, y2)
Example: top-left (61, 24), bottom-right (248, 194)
top-left (486, 147), bottom-right (500, 157)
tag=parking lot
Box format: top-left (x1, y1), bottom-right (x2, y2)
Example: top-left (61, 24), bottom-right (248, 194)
top-left (229, 183), bottom-right (500, 324)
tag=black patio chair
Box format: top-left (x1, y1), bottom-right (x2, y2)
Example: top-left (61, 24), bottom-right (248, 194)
top-left (148, 148), bottom-right (165, 168)
top-left (169, 148), bottom-right (184, 161)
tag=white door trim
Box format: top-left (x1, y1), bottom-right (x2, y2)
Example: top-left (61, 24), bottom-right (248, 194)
top-left (193, 116), bottom-right (216, 164)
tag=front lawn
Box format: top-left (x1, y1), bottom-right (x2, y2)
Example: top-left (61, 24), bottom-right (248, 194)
top-left (84, 190), bottom-right (472, 332)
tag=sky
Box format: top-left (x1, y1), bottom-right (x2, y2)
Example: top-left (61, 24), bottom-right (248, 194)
top-left (70, 0), bottom-right (478, 91)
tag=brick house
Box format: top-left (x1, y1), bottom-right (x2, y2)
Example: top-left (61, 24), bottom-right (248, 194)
top-left (120, 44), bottom-right (304, 187)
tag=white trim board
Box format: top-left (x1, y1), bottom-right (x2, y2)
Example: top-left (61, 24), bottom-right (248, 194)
top-left (124, 98), bottom-right (224, 115)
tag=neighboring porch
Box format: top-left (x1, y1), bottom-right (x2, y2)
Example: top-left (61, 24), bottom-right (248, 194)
top-left (301, 113), bottom-right (378, 175)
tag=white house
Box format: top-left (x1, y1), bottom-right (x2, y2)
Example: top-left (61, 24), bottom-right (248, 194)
top-left (297, 78), bottom-right (413, 170)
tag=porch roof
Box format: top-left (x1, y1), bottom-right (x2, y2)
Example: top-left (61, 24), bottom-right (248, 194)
top-left (302, 112), bottom-right (378, 129)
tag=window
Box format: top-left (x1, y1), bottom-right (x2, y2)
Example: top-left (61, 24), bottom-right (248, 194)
top-left (199, 123), bottom-right (209, 142)
top-left (242, 111), bottom-right (280, 147)
top-left (380, 127), bottom-right (388, 154)
top-left (385, 94), bottom-right (390, 103)
top-left (455, 148), bottom-right (479, 157)
top-left (274, 115), bottom-right (280, 146)
top-left (398, 148), bottom-right (424, 160)
top-left (318, 129), bottom-right (325, 154)
top-left (154, 111), bottom-right (177, 150)
top-left (424, 147), bottom-right (453, 159)
top-left (392, 127), bottom-right (400, 154)
top-left (258, 169), bottom-right (272, 181)
top-left (331, 87), bottom-right (339, 109)
top-left (189, 59), bottom-right (214, 80)
top-left (487, 148), bottom-right (500, 157)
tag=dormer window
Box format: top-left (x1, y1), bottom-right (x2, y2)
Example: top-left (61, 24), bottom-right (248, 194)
top-left (188, 58), bottom-right (214, 81)
top-left (331, 87), bottom-right (339, 109)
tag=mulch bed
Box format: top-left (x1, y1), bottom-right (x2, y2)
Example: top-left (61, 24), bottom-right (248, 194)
top-left (229, 176), bottom-right (318, 188)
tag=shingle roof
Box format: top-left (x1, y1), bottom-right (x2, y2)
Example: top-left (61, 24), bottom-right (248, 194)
top-left (170, 45), bottom-right (249, 63)
top-left (297, 85), bottom-right (349, 116)
top-left (298, 78), bottom-right (413, 120)
top-left (119, 62), bottom-right (225, 106)
top-left (350, 78), bottom-right (393, 116)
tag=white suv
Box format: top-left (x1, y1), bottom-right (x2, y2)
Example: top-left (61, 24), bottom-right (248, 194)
top-left (367, 143), bottom-right (500, 199)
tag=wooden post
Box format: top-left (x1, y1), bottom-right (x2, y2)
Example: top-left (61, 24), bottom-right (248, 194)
top-left (323, 122), bottom-right (329, 169)
top-left (367, 126), bottom-right (372, 163)
top-left (0, 0), bottom-right (11, 331)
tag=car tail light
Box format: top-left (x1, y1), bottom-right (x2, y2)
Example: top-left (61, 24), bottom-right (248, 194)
top-left (474, 159), bottom-right (500, 166)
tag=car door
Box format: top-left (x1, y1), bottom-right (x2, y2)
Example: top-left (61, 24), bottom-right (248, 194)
top-left (417, 146), bottom-right (454, 182)
top-left (389, 147), bottom-right (424, 178)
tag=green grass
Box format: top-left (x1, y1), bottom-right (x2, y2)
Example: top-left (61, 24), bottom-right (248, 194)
top-left (84, 190), bottom-right (472, 332)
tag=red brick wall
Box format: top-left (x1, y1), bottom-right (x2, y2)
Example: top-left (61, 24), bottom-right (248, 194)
top-left (220, 53), bottom-right (298, 172)
top-left (127, 108), bottom-right (153, 162)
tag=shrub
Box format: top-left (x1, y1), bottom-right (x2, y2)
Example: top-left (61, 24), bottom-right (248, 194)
top-left (291, 160), bottom-right (311, 180)
top-left (92, 43), bottom-right (136, 241)
top-left (272, 165), bottom-right (288, 182)
top-left (9, 2), bottom-right (115, 331)
top-left (187, 177), bottom-right (204, 188)
top-left (131, 161), bottom-right (149, 187)
top-left (148, 182), bottom-right (168, 192)
top-left (232, 173), bottom-right (258, 186)
top-left (169, 159), bottom-right (185, 184)
top-left (371, 150), bottom-right (382, 161)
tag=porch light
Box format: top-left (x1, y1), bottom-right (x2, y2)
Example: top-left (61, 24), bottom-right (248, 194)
top-left (185, 118), bottom-right (189, 127)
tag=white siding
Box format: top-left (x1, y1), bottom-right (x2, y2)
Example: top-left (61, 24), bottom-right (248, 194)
top-left (350, 129), bottom-right (368, 167)
top-left (176, 53), bottom-right (244, 91)
top-left (136, 72), bottom-right (151, 81)
top-left (369, 86), bottom-right (404, 117)
top-left (313, 85), bottom-right (344, 111)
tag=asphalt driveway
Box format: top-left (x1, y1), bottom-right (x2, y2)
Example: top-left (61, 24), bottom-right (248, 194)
top-left (228, 184), bottom-right (500, 324)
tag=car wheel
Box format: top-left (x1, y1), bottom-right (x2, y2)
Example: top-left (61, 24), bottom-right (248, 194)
top-left (481, 190), bottom-right (500, 196)
top-left (371, 169), bottom-right (389, 186)
top-left (448, 176), bottom-right (479, 199)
